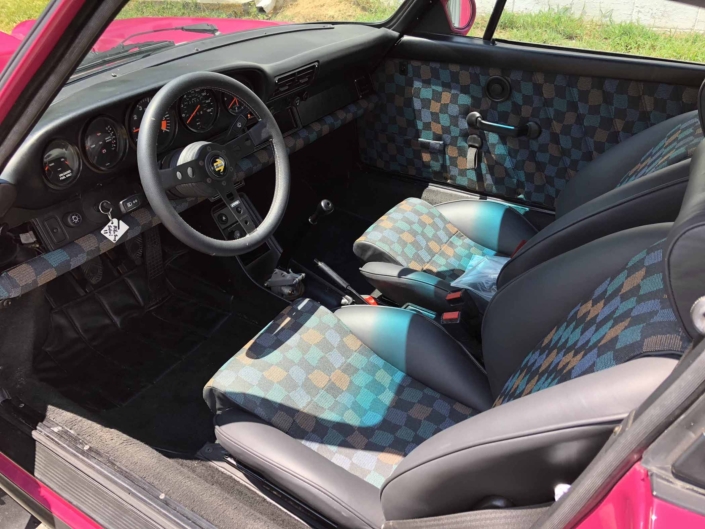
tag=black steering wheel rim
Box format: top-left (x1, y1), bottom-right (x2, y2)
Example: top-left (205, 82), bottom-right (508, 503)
top-left (137, 71), bottom-right (290, 256)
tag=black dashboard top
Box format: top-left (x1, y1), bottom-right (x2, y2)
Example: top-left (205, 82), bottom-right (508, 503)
top-left (0, 24), bottom-right (397, 212)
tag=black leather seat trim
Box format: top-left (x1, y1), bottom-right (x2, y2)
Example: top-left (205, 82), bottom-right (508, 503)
top-left (498, 166), bottom-right (689, 287)
top-left (335, 304), bottom-right (491, 411)
top-left (380, 357), bottom-right (676, 520)
top-left (359, 262), bottom-right (454, 312)
top-left (484, 224), bottom-right (673, 394)
top-left (215, 409), bottom-right (385, 529)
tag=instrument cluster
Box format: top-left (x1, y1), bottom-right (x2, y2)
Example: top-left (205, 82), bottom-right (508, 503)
top-left (41, 87), bottom-right (255, 189)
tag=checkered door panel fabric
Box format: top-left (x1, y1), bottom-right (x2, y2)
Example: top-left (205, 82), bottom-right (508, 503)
top-left (618, 115), bottom-right (703, 187)
top-left (494, 239), bottom-right (689, 406)
top-left (359, 59), bottom-right (699, 208)
top-left (205, 298), bottom-right (475, 487)
top-left (353, 197), bottom-right (495, 282)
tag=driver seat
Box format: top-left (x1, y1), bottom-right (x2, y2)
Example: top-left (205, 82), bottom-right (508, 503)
top-left (203, 144), bottom-right (705, 527)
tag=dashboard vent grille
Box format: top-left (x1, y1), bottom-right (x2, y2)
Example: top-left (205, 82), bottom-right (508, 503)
top-left (273, 63), bottom-right (318, 98)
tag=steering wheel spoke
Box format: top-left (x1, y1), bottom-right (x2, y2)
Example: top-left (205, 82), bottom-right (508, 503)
top-left (216, 182), bottom-right (256, 234)
top-left (159, 159), bottom-right (207, 190)
top-left (221, 120), bottom-right (272, 163)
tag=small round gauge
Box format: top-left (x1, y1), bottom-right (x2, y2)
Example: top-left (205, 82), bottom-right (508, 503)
top-left (129, 97), bottom-right (176, 152)
top-left (221, 92), bottom-right (246, 116)
top-left (83, 117), bottom-right (127, 171)
top-left (179, 88), bottom-right (218, 132)
top-left (43, 140), bottom-right (81, 188)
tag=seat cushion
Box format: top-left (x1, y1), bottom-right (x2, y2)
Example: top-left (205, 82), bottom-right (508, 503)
top-left (353, 197), bottom-right (496, 283)
top-left (204, 298), bottom-right (477, 488)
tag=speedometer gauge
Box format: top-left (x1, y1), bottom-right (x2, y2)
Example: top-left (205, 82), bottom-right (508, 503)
top-left (179, 89), bottom-right (218, 132)
top-left (43, 140), bottom-right (80, 188)
top-left (129, 97), bottom-right (176, 152)
top-left (83, 117), bottom-right (127, 171)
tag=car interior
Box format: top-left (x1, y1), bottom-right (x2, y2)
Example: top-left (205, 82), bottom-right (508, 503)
top-left (2, 1), bottom-right (705, 527)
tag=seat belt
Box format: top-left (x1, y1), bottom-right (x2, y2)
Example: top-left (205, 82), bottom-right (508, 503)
top-left (382, 505), bottom-right (549, 529)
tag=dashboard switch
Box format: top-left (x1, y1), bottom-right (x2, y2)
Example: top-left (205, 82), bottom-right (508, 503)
top-left (119, 194), bottom-right (144, 214)
top-left (44, 217), bottom-right (66, 244)
top-left (63, 212), bottom-right (83, 228)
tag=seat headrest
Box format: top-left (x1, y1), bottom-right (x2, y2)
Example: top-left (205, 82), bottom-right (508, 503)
top-left (666, 140), bottom-right (705, 338)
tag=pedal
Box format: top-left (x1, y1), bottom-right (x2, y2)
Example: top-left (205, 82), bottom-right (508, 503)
top-left (80, 258), bottom-right (103, 285)
top-left (265, 269), bottom-right (305, 300)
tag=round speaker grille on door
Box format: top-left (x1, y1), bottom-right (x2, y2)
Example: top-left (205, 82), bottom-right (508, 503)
top-left (485, 76), bottom-right (511, 102)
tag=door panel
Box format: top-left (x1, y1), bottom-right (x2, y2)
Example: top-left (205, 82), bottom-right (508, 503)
top-left (359, 38), bottom-right (701, 208)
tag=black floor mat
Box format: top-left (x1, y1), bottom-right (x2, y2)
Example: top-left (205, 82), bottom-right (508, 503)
top-left (35, 234), bottom-right (286, 452)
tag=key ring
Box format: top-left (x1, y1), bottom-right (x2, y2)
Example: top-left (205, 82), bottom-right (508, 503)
top-left (99, 200), bottom-right (113, 220)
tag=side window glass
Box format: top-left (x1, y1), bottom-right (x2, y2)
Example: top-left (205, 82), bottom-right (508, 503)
top-left (492, 2), bottom-right (705, 63)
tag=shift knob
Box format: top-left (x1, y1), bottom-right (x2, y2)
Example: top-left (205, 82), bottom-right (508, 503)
top-left (309, 199), bottom-right (334, 225)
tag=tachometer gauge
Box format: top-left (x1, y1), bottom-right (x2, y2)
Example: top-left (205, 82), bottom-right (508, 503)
top-left (43, 140), bottom-right (81, 188)
top-left (83, 117), bottom-right (127, 171)
top-left (221, 92), bottom-right (246, 116)
top-left (129, 97), bottom-right (176, 152)
top-left (179, 88), bottom-right (218, 132)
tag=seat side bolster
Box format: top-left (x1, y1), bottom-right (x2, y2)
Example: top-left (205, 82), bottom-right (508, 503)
top-left (435, 200), bottom-right (538, 255)
top-left (215, 409), bottom-right (384, 529)
top-left (485, 224), bottom-right (672, 395)
top-left (353, 240), bottom-right (407, 267)
top-left (335, 304), bottom-right (493, 412)
top-left (380, 358), bottom-right (676, 521)
top-left (498, 164), bottom-right (689, 288)
top-left (360, 262), bottom-right (454, 312)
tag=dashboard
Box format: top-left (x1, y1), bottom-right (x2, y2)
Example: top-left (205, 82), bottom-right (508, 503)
top-left (42, 84), bottom-right (257, 190)
top-left (0, 24), bottom-right (397, 253)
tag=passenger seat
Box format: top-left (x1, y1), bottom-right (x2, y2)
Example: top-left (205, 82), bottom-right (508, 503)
top-left (354, 107), bottom-right (703, 311)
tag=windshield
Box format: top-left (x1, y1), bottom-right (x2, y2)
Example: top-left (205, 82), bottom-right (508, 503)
top-left (0, 0), bottom-right (406, 78)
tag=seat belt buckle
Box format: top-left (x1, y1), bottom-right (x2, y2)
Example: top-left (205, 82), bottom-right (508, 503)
top-left (441, 311), bottom-right (461, 324)
top-left (445, 290), bottom-right (464, 306)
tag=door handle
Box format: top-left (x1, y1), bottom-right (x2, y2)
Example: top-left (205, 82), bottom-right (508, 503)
top-left (467, 112), bottom-right (540, 139)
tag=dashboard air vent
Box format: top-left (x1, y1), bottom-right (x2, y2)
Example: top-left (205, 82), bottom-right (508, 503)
top-left (273, 63), bottom-right (318, 98)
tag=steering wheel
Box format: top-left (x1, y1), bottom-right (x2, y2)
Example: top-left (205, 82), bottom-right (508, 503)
top-left (136, 72), bottom-right (290, 256)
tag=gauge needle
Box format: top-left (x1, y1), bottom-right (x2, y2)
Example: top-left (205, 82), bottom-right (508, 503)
top-left (229, 97), bottom-right (238, 109)
top-left (187, 105), bottom-right (201, 124)
top-left (133, 127), bottom-right (139, 133)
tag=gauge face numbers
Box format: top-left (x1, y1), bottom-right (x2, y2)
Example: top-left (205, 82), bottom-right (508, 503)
top-left (179, 89), bottom-right (218, 132)
top-left (129, 97), bottom-right (176, 152)
top-left (221, 92), bottom-right (247, 116)
top-left (43, 140), bottom-right (81, 187)
top-left (83, 117), bottom-right (127, 171)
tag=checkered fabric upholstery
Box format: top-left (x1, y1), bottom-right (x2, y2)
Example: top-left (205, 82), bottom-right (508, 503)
top-left (494, 239), bottom-right (689, 406)
top-left (359, 59), bottom-right (699, 208)
top-left (204, 298), bottom-right (475, 487)
top-left (353, 197), bottom-right (495, 282)
top-left (0, 197), bottom-right (201, 300)
top-left (234, 95), bottom-right (378, 180)
top-left (618, 116), bottom-right (703, 187)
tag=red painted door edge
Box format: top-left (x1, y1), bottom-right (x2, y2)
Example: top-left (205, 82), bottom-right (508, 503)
top-left (576, 462), bottom-right (705, 529)
top-left (0, 450), bottom-right (103, 529)
top-left (0, 0), bottom-right (86, 124)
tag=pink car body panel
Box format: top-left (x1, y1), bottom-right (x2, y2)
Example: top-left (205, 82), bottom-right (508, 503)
top-left (0, 16), bottom-right (283, 71)
top-left (577, 463), bottom-right (705, 529)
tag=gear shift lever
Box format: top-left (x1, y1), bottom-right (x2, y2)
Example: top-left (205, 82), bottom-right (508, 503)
top-left (309, 199), bottom-right (334, 225)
